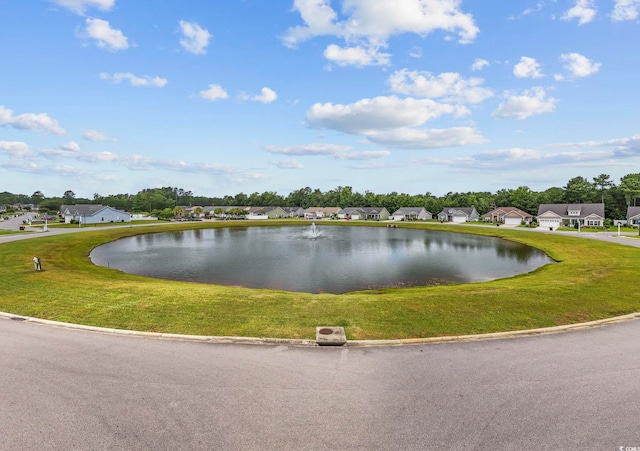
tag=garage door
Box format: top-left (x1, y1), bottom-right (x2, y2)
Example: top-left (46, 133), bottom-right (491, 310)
top-left (504, 217), bottom-right (521, 225)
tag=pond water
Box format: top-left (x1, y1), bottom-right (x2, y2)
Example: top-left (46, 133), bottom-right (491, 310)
top-left (90, 225), bottom-right (553, 294)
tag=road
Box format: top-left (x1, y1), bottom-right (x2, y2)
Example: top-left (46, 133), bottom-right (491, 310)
top-left (1, 316), bottom-right (639, 450)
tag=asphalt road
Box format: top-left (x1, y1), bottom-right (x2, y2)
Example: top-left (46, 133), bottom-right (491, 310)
top-left (1, 316), bottom-right (639, 450)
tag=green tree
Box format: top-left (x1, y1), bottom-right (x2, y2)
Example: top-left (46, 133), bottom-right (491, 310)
top-left (563, 176), bottom-right (596, 203)
top-left (592, 174), bottom-right (613, 204)
top-left (620, 173), bottom-right (640, 206)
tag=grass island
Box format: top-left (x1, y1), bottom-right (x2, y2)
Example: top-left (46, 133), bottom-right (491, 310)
top-left (1, 220), bottom-right (639, 340)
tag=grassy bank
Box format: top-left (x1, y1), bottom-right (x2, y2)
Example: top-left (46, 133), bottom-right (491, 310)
top-left (1, 221), bottom-right (638, 340)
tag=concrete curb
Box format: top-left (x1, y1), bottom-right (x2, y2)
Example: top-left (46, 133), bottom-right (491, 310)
top-left (2, 311), bottom-right (639, 347)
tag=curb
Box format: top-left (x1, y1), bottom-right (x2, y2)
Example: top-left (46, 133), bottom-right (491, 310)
top-left (2, 311), bottom-right (639, 347)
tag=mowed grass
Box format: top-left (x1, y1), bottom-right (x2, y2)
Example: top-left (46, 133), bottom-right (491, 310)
top-left (1, 220), bottom-right (639, 340)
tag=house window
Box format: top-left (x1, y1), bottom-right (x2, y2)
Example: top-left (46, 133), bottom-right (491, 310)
top-left (568, 209), bottom-right (581, 216)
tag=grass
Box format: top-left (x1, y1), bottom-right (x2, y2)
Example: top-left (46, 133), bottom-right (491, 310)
top-left (1, 220), bottom-right (639, 340)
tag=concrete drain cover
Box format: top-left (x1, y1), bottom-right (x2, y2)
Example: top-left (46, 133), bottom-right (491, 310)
top-left (316, 326), bottom-right (347, 346)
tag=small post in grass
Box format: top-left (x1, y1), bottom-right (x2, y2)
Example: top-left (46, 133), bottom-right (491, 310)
top-left (33, 256), bottom-right (42, 271)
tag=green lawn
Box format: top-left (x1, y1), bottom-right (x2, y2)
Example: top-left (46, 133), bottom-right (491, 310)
top-left (1, 220), bottom-right (638, 340)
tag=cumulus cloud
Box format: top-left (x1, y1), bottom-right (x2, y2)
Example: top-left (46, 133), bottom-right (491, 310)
top-left (0, 141), bottom-right (33, 158)
top-left (179, 20), bottom-right (212, 55)
top-left (61, 141), bottom-right (81, 152)
top-left (559, 52), bottom-right (601, 78)
top-left (83, 129), bottom-right (115, 142)
top-left (471, 58), bottom-right (489, 71)
top-left (307, 96), bottom-right (465, 134)
top-left (0, 106), bottom-right (66, 135)
top-left (82, 18), bottom-right (128, 51)
top-left (306, 96), bottom-right (484, 149)
top-left (49, 0), bottom-right (114, 15)
top-left (492, 87), bottom-right (557, 120)
top-left (199, 84), bottom-right (229, 101)
top-left (612, 0), bottom-right (640, 21)
top-left (283, 0), bottom-right (478, 67)
top-left (324, 43), bottom-right (391, 67)
top-left (513, 56), bottom-right (544, 79)
top-left (242, 87), bottom-right (278, 104)
top-left (388, 69), bottom-right (493, 104)
top-left (563, 0), bottom-right (597, 25)
top-left (100, 72), bottom-right (168, 87)
top-left (266, 143), bottom-right (390, 160)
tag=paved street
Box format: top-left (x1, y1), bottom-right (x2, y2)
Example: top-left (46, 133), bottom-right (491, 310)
top-left (1, 316), bottom-right (639, 450)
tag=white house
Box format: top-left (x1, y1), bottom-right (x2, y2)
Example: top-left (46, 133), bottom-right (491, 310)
top-left (60, 204), bottom-right (131, 224)
top-left (392, 207), bottom-right (432, 221)
top-left (437, 207), bottom-right (480, 223)
top-left (536, 203), bottom-right (605, 230)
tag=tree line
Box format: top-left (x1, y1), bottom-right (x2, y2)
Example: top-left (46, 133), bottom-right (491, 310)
top-left (2, 173), bottom-right (640, 220)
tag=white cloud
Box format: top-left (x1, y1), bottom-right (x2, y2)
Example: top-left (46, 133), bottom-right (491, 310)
top-left (49, 0), bottom-right (114, 15)
top-left (61, 141), bottom-right (81, 152)
top-left (0, 141), bottom-right (33, 158)
top-left (83, 129), bottom-right (115, 142)
top-left (307, 96), bottom-right (464, 134)
top-left (199, 84), bottom-right (229, 101)
top-left (283, 0), bottom-right (478, 66)
top-left (0, 106), bottom-right (66, 135)
top-left (563, 0), bottom-right (597, 25)
top-left (242, 87), bottom-right (278, 104)
top-left (324, 43), bottom-right (391, 67)
top-left (388, 69), bottom-right (493, 104)
top-left (272, 159), bottom-right (304, 169)
top-left (266, 143), bottom-right (390, 160)
top-left (513, 56), bottom-right (544, 79)
top-left (559, 52), bottom-right (601, 78)
top-left (492, 87), bottom-right (557, 120)
top-left (471, 58), bottom-right (489, 71)
top-left (100, 72), bottom-right (168, 87)
top-left (179, 20), bottom-right (212, 55)
top-left (612, 0), bottom-right (640, 21)
top-left (363, 127), bottom-right (487, 149)
top-left (83, 18), bottom-right (128, 51)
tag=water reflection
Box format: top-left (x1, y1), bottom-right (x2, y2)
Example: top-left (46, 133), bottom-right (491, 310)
top-left (91, 226), bottom-right (553, 294)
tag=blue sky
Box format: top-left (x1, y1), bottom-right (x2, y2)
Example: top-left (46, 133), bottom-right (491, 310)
top-left (1, 0), bottom-right (639, 199)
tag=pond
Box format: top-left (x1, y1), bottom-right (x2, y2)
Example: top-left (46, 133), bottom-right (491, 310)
top-left (90, 225), bottom-right (553, 294)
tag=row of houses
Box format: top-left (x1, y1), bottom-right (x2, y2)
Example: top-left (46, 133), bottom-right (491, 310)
top-left (53, 203), bottom-right (640, 230)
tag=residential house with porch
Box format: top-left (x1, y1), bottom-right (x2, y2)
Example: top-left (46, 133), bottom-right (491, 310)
top-left (392, 207), bottom-right (433, 221)
top-left (483, 207), bottom-right (533, 225)
top-left (437, 207), bottom-right (480, 223)
top-left (60, 204), bottom-right (131, 224)
top-left (536, 203), bottom-right (605, 230)
top-left (337, 207), bottom-right (390, 221)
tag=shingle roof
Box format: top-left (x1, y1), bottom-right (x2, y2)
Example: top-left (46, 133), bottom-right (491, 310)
top-left (537, 203), bottom-right (604, 218)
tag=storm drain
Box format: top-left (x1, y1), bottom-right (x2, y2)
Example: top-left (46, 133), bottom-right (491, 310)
top-left (316, 326), bottom-right (347, 346)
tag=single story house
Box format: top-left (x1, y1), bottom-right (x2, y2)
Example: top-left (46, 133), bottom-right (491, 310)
top-left (437, 207), bottom-right (480, 223)
top-left (536, 203), bottom-right (605, 230)
top-left (282, 207), bottom-right (305, 218)
top-left (483, 207), bottom-right (533, 225)
top-left (392, 207), bottom-right (433, 221)
top-left (626, 206), bottom-right (640, 226)
top-left (246, 206), bottom-right (288, 220)
top-left (304, 207), bottom-right (341, 219)
top-left (337, 207), bottom-right (390, 221)
top-left (60, 204), bottom-right (131, 224)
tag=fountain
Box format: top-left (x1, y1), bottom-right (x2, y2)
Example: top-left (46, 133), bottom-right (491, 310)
top-left (305, 222), bottom-right (322, 239)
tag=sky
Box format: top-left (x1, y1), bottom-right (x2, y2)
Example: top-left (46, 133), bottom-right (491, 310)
top-left (1, 0), bottom-right (640, 200)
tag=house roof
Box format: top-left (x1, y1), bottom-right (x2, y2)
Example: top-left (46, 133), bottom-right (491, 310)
top-left (393, 207), bottom-right (431, 215)
top-left (627, 206), bottom-right (640, 219)
top-left (484, 207), bottom-right (532, 218)
top-left (537, 203), bottom-right (604, 219)
top-left (439, 207), bottom-right (477, 216)
top-left (60, 204), bottom-right (111, 216)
